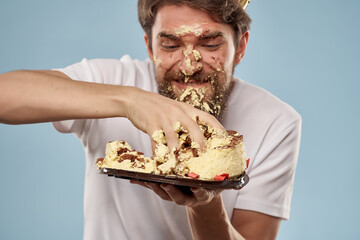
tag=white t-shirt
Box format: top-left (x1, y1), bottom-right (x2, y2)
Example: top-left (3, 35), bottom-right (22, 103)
top-left (53, 55), bottom-right (301, 240)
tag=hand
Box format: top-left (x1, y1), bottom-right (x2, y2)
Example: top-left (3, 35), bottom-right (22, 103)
top-left (130, 180), bottom-right (222, 208)
top-left (123, 87), bottom-right (225, 152)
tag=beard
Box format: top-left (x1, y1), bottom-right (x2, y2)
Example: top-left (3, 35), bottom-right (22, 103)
top-left (156, 67), bottom-right (234, 121)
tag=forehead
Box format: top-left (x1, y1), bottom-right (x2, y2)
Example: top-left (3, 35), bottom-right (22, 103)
top-left (153, 4), bottom-right (234, 37)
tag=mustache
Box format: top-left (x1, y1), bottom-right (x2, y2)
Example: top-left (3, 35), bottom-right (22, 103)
top-left (163, 70), bottom-right (217, 83)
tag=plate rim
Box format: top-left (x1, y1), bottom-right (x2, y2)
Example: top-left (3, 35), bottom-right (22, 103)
top-left (100, 167), bottom-right (249, 190)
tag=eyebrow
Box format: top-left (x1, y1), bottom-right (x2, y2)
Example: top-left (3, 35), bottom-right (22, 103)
top-left (199, 31), bottom-right (225, 40)
top-left (157, 31), bottom-right (225, 40)
top-left (157, 32), bottom-right (180, 40)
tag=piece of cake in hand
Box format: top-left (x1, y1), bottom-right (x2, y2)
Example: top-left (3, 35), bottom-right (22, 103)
top-left (97, 117), bottom-right (248, 181)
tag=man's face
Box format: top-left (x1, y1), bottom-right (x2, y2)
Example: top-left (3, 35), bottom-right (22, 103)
top-left (145, 4), bottom-right (247, 120)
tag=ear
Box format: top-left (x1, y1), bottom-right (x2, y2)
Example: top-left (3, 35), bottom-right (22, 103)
top-left (144, 34), bottom-right (154, 62)
top-left (234, 31), bottom-right (249, 65)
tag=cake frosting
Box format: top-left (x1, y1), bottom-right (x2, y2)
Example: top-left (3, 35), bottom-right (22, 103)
top-left (97, 117), bottom-right (247, 181)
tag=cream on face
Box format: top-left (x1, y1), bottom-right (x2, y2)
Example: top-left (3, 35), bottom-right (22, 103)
top-left (149, 5), bottom-right (239, 119)
top-left (152, 28), bottom-right (230, 85)
top-left (173, 23), bottom-right (206, 75)
top-left (174, 23), bottom-right (204, 37)
top-left (181, 44), bottom-right (203, 81)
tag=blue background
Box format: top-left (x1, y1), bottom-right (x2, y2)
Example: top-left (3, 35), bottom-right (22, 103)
top-left (0, 0), bottom-right (359, 239)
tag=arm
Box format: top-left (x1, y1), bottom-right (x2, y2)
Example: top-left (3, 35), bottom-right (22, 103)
top-left (231, 209), bottom-right (281, 240)
top-left (131, 182), bottom-right (280, 240)
top-left (0, 70), bottom-right (223, 150)
top-left (187, 194), bottom-right (245, 240)
top-left (0, 70), bottom-right (128, 124)
top-left (188, 196), bottom-right (281, 240)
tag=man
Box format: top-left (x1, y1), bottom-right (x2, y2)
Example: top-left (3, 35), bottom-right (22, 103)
top-left (0, 0), bottom-right (301, 239)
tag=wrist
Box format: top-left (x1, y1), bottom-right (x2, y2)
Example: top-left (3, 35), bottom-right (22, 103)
top-left (106, 85), bottom-right (138, 118)
top-left (187, 194), bottom-right (243, 240)
top-left (187, 194), bottom-right (224, 216)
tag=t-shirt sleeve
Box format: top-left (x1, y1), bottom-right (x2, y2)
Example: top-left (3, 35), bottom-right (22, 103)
top-left (51, 56), bottom-right (154, 136)
top-left (235, 117), bottom-right (302, 220)
top-left (52, 57), bottom-right (129, 135)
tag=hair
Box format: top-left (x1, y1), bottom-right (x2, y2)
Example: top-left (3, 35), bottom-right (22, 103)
top-left (138, 0), bottom-right (251, 49)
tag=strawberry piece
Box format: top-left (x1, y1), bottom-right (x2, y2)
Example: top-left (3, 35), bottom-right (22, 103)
top-left (214, 173), bottom-right (229, 181)
top-left (214, 175), bottom-right (226, 181)
top-left (221, 173), bottom-right (229, 180)
top-left (246, 158), bottom-right (250, 168)
top-left (188, 172), bottom-right (200, 179)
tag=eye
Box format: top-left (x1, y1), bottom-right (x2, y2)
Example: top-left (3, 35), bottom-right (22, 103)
top-left (202, 44), bottom-right (221, 49)
top-left (161, 44), bottom-right (180, 50)
top-left (200, 44), bottom-right (221, 51)
top-left (160, 39), bottom-right (180, 51)
top-left (199, 36), bottom-right (224, 50)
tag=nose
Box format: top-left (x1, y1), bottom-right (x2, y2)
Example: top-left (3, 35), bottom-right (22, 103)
top-left (178, 45), bottom-right (203, 76)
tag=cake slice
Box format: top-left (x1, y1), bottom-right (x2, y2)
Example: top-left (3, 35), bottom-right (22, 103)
top-left (96, 140), bottom-right (156, 174)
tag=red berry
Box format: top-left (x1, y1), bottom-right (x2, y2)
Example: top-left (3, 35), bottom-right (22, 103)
top-left (188, 172), bottom-right (200, 179)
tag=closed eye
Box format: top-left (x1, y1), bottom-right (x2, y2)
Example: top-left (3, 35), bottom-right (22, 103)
top-left (201, 44), bottom-right (221, 50)
top-left (203, 44), bottom-right (220, 48)
top-left (161, 44), bottom-right (180, 51)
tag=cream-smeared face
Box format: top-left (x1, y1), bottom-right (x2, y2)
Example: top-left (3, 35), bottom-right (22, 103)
top-left (145, 5), bottom-right (244, 120)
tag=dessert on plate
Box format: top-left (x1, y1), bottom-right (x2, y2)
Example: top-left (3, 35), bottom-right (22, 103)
top-left (97, 117), bottom-right (248, 181)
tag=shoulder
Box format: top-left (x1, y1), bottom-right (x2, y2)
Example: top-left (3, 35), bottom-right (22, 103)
top-left (89, 56), bottom-right (155, 88)
top-left (227, 79), bottom-right (302, 219)
top-left (56, 55), bottom-right (156, 89)
top-left (86, 55), bottom-right (152, 72)
top-left (224, 78), bottom-right (302, 155)
top-left (229, 78), bottom-right (301, 124)
top-left (86, 55), bottom-right (154, 81)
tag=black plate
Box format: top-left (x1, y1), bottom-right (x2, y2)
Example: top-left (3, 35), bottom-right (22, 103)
top-left (100, 168), bottom-right (249, 191)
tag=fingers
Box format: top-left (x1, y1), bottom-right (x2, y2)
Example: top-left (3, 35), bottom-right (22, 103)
top-left (179, 101), bottom-right (225, 132)
top-left (150, 138), bottom-right (157, 154)
top-left (162, 123), bottom-right (181, 152)
top-left (145, 182), bottom-right (173, 201)
top-left (178, 115), bottom-right (206, 150)
top-left (161, 184), bottom-right (193, 206)
top-left (131, 181), bottom-right (173, 201)
top-left (127, 89), bottom-right (225, 153)
top-left (191, 188), bottom-right (210, 202)
top-left (202, 115), bottom-right (226, 132)
top-left (131, 181), bottom-right (221, 208)
top-left (129, 179), bottom-right (151, 189)
top-left (194, 110), bottom-right (226, 132)
top-left (162, 186), bottom-right (219, 207)
top-left (132, 181), bottom-right (196, 206)
top-left (191, 188), bottom-right (222, 203)
top-left (162, 102), bottom-right (224, 151)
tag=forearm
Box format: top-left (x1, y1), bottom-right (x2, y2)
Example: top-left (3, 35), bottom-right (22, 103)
top-left (187, 195), bottom-right (244, 240)
top-left (0, 69), bottom-right (224, 151)
top-left (0, 70), bottom-right (130, 124)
